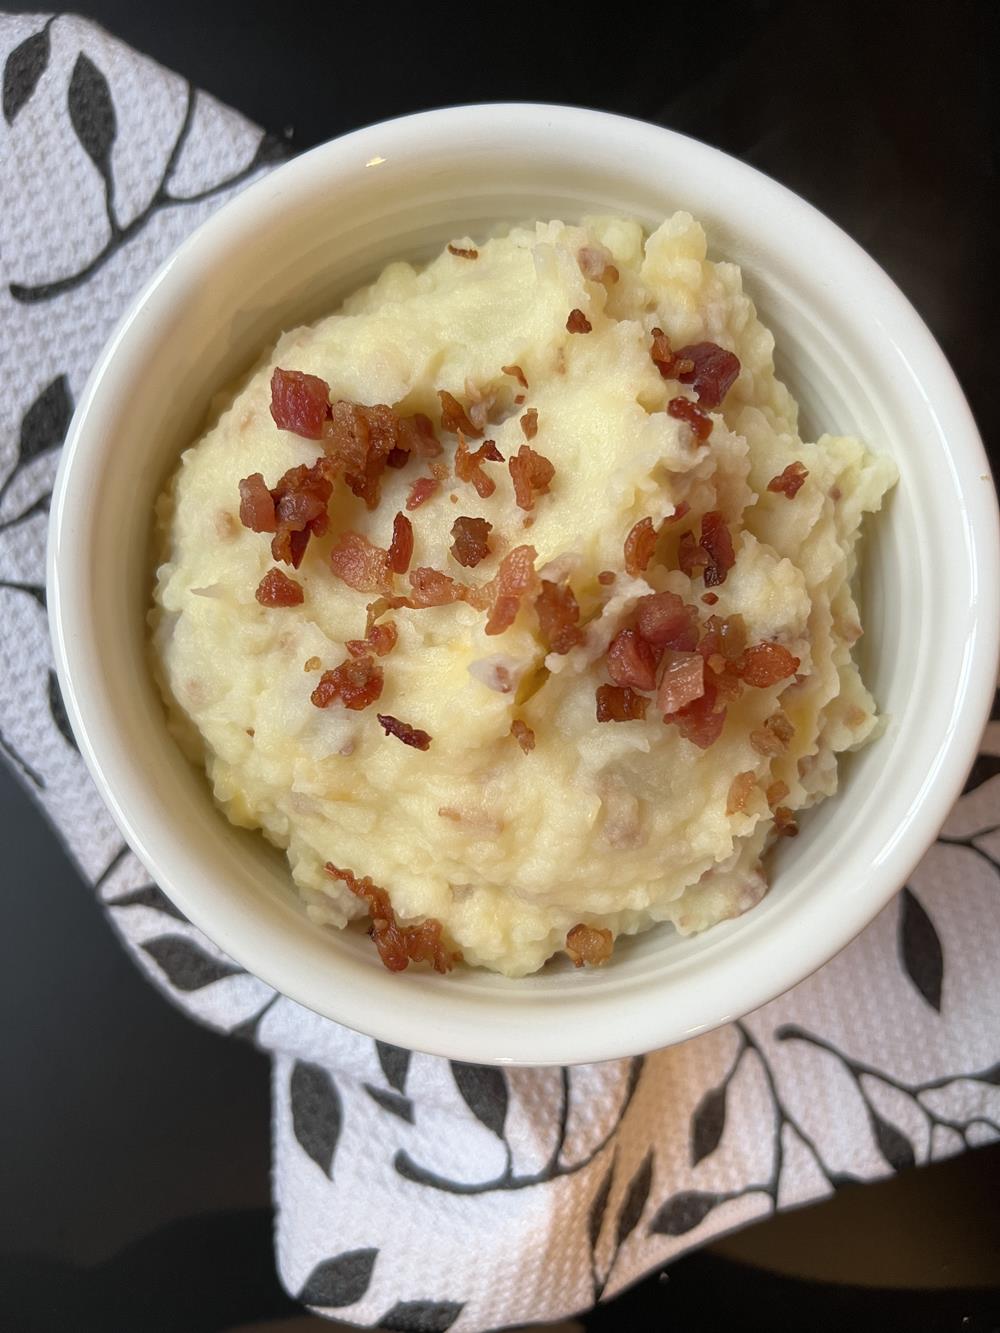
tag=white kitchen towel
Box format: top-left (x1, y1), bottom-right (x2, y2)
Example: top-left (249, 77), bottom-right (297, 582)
top-left (2, 13), bottom-right (998, 1331)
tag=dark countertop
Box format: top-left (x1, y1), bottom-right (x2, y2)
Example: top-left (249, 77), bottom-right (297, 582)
top-left (3, 2), bottom-right (998, 1329)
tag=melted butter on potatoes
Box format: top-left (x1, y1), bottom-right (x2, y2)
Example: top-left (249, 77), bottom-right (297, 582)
top-left (150, 214), bottom-right (896, 977)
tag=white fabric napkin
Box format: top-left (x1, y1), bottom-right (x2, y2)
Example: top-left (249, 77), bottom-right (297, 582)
top-left (2, 14), bottom-right (998, 1330)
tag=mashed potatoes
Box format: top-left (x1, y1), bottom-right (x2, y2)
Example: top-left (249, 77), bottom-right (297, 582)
top-left (150, 214), bottom-right (896, 977)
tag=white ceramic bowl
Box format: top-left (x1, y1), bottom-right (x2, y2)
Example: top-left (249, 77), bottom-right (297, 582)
top-left (48, 105), bottom-right (999, 1066)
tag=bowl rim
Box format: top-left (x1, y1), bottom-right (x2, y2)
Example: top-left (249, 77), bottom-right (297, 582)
top-left (47, 102), bottom-right (1000, 1065)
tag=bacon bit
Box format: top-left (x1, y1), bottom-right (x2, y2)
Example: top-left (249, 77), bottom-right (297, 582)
top-left (598, 570), bottom-right (616, 586)
top-left (485, 544), bottom-right (538, 635)
top-left (656, 650), bottom-right (705, 715)
top-left (329, 530), bottom-right (393, 595)
top-left (326, 863), bottom-right (455, 973)
top-left (565, 923), bottom-right (613, 967)
top-left (450, 515), bottom-right (493, 568)
top-left (377, 713), bottom-right (431, 750)
top-left (502, 364), bottom-right (529, 390)
top-left (509, 444), bottom-right (555, 511)
top-left (346, 620), bottom-right (398, 658)
top-left (767, 461), bottom-right (809, 498)
top-left (398, 412), bottom-right (443, 460)
top-left (577, 245), bottom-right (619, 284)
top-left (514, 394), bottom-right (526, 406)
top-left (665, 500), bottom-right (691, 525)
top-left (511, 719), bottom-right (535, 753)
top-left (304, 655), bottom-right (321, 672)
top-left (672, 678), bottom-right (727, 749)
top-left (566, 308), bottom-right (592, 334)
top-left (447, 243), bottom-right (478, 259)
top-left (773, 806), bottom-right (799, 837)
top-left (520, 408), bottom-right (538, 440)
top-left (535, 579), bottom-right (583, 654)
top-left (750, 710), bottom-right (794, 755)
top-left (726, 771), bottom-right (757, 815)
top-left (321, 401), bottom-right (398, 509)
top-left (255, 567), bottom-right (304, 607)
top-left (386, 447), bottom-right (409, 469)
top-left (310, 655), bottom-right (383, 710)
top-left (596, 684), bottom-right (648, 722)
top-left (699, 613), bottom-right (748, 664)
top-left (678, 529), bottom-right (706, 577)
top-left (455, 434), bottom-right (504, 498)
top-left (675, 342), bottom-right (741, 409)
top-left (735, 642), bottom-right (800, 688)
top-left (607, 628), bottom-right (658, 691)
top-left (268, 458), bottom-right (335, 567)
top-left (767, 780), bottom-right (790, 808)
top-left (668, 395), bottom-right (713, 442)
top-left (700, 511), bottom-right (736, 587)
top-left (624, 516), bottom-right (658, 577)
top-left (635, 591), bottom-right (699, 651)
top-left (269, 367), bottom-right (331, 439)
top-left (365, 595), bottom-right (407, 635)
top-left (438, 389), bottom-right (481, 437)
top-left (239, 473), bottom-right (277, 533)
top-left (408, 567), bottom-right (465, 607)
top-left (387, 512), bottom-right (414, 574)
top-left (702, 592), bottom-right (719, 605)
top-left (649, 328), bottom-right (695, 381)
top-left (406, 475), bottom-right (440, 510)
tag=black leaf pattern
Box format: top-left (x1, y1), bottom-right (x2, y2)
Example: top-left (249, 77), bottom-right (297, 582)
top-left (690, 1083), bottom-right (728, 1166)
top-left (141, 934), bottom-right (241, 990)
top-left (649, 1190), bottom-right (725, 1237)
top-left (963, 752), bottom-right (1000, 795)
top-left (0, 375), bottom-right (72, 504)
top-left (3, 23), bottom-right (50, 124)
top-left (108, 882), bottom-right (185, 920)
top-left (450, 1061), bottom-right (508, 1138)
top-left (228, 993), bottom-right (278, 1042)
top-left (587, 1158), bottom-right (615, 1250)
top-left (979, 1062), bottom-right (1000, 1086)
top-left (615, 1150), bottom-right (654, 1247)
top-left (365, 1084), bottom-right (415, 1123)
top-left (47, 670), bottom-right (78, 752)
top-left (379, 1299), bottom-right (464, 1332)
top-left (297, 1247), bottom-right (377, 1308)
top-left (0, 579), bottom-right (46, 609)
top-left (377, 1041), bottom-right (411, 1093)
top-left (68, 54), bottom-right (117, 184)
top-left (291, 1060), bottom-right (342, 1177)
top-left (869, 1107), bottom-right (916, 1172)
top-left (899, 886), bottom-right (944, 1012)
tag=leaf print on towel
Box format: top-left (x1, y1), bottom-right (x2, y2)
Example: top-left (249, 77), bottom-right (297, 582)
top-left (141, 934), bottom-right (242, 990)
top-left (378, 1299), bottom-right (464, 1332)
top-left (2, 20), bottom-right (51, 124)
top-left (0, 375), bottom-right (72, 507)
top-left (47, 669), bottom-right (78, 753)
top-left (649, 1189), bottom-right (727, 1237)
top-left (297, 1248), bottom-right (377, 1308)
top-left (290, 1060), bottom-right (342, 1178)
top-left (68, 54), bottom-right (117, 204)
top-left (376, 1040), bottom-right (411, 1093)
top-left (690, 1083), bottom-right (728, 1166)
top-left (898, 886), bottom-right (944, 1012)
top-left (450, 1061), bottom-right (508, 1138)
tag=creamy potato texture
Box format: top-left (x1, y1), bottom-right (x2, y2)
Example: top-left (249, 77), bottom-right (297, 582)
top-left (150, 214), bottom-right (896, 976)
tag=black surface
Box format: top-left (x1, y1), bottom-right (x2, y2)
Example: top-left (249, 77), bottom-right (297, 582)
top-left (2, 1), bottom-right (999, 1329)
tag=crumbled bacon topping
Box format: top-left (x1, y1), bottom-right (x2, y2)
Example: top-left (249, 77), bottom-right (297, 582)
top-left (671, 678), bottom-right (727, 749)
top-left (702, 592), bottom-right (719, 605)
top-left (565, 923), bottom-right (614, 967)
top-left (450, 515), bottom-right (493, 568)
top-left (649, 328), bottom-right (695, 381)
top-left (511, 719), bottom-right (535, 753)
top-left (267, 458), bottom-right (336, 567)
top-left (675, 342), bottom-right (741, 409)
top-left (577, 245), bottom-right (619, 284)
top-left (329, 530), bottom-right (393, 595)
top-left (455, 434), bottom-right (504, 498)
top-left (767, 461), bottom-right (809, 498)
top-left (502, 364), bottom-right (529, 390)
top-left (520, 408), bottom-right (538, 440)
top-left (607, 628), bottom-right (658, 691)
top-left (447, 243), bottom-right (478, 259)
top-left (624, 516), bottom-right (658, 577)
top-left (386, 447), bottom-right (408, 469)
top-left (438, 390), bottom-right (481, 437)
top-left (656, 650), bottom-right (705, 716)
top-left (596, 684), bottom-right (648, 722)
top-left (635, 591), bottom-right (699, 651)
top-left (485, 544), bottom-right (538, 635)
top-left (310, 655), bottom-right (383, 710)
top-left (406, 475), bottom-right (440, 510)
top-left (734, 642), bottom-right (800, 688)
top-left (255, 567), bottom-right (304, 607)
top-left (566, 308), bottom-right (592, 334)
top-left (509, 444), bottom-right (555, 511)
top-left (326, 863), bottom-right (455, 973)
top-left (773, 806), bottom-right (799, 837)
top-left (346, 620), bottom-right (398, 658)
top-left (535, 579), bottom-right (583, 654)
top-left (387, 512), bottom-right (414, 574)
top-left (377, 713), bottom-right (431, 750)
top-left (598, 570), bottom-right (616, 586)
top-left (683, 510), bottom-right (736, 587)
top-left (726, 771), bottom-right (757, 815)
top-left (408, 566), bottom-right (465, 607)
top-left (767, 779), bottom-right (790, 808)
top-left (270, 367), bottom-right (331, 439)
top-left (322, 402), bottom-right (388, 509)
top-left (668, 395), bottom-right (713, 441)
top-left (699, 613), bottom-right (748, 665)
top-left (239, 473), bottom-right (277, 533)
top-left (750, 709), bottom-right (794, 756)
